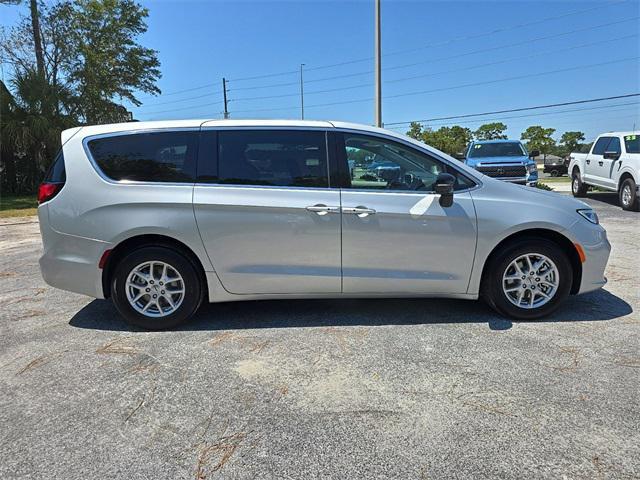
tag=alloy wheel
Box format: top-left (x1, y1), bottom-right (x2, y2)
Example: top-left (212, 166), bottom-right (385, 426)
top-left (502, 253), bottom-right (559, 309)
top-left (125, 261), bottom-right (185, 317)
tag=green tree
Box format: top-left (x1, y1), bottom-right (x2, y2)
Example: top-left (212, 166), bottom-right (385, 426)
top-left (521, 126), bottom-right (556, 158)
top-left (558, 131), bottom-right (585, 156)
top-left (473, 122), bottom-right (508, 140)
top-left (66, 0), bottom-right (161, 123)
top-left (406, 123), bottom-right (472, 156)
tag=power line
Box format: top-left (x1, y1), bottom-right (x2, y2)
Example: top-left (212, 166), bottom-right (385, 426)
top-left (385, 94), bottom-right (640, 126)
top-left (223, 16), bottom-right (637, 96)
top-left (383, 57), bottom-right (639, 102)
top-left (385, 33), bottom-right (637, 85)
top-left (223, 39), bottom-right (638, 104)
top-left (135, 92), bottom-right (222, 110)
top-left (234, 57), bottom-right (639, 113)
top-left (226, 0), bottom-right (627, 82)
top-left (137, 99), bottom-right (225, 116)
top-left (386, 101), bottom-right (640, 129)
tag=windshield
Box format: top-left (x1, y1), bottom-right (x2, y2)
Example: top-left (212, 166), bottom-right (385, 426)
top-left (469, 142), bottom-right (526, 158)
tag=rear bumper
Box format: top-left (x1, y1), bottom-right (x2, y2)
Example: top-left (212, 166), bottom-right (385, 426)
top-left (38, 207), bottom-right (110, 299)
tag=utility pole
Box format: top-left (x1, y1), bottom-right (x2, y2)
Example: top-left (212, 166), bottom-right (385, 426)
top-left (222, 77), bottom-right (229, 119)
top-left (300, 64), bottom-right (305, 120)
top-left (374, 0), bottom-right (382, 127)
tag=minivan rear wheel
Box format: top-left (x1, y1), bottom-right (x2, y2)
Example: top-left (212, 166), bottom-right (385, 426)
top-left (483, 239), bottom-right (572, 320)
top-left (111, 247), bottom-right (202, 329)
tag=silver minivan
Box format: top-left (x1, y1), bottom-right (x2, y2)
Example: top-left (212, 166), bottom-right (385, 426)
top-left (38, 120), bottom-right (610, 329)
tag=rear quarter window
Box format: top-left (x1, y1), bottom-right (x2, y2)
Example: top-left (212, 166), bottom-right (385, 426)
top-left (45, 151), bottom-right (66, 183)
top-left (624, 134), bottom-right (639, 154)
top-left (87, 131), bottom-right (198, 182)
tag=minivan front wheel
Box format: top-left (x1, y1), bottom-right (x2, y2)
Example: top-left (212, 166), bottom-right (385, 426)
top-left (483, 239), bottom-right (572, 320)
top-left (112, 247), bottom-right (202, 329)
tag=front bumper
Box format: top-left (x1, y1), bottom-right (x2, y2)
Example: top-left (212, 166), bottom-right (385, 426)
top-left (567, 219), bottom-right (611, 294)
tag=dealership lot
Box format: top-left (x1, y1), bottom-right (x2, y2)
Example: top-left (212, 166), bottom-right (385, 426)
top-left (0, 192), bottom-right (638, 480)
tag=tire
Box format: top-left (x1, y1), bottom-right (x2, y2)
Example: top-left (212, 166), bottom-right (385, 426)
top-left (550, 169), bottom-right (558, 177)
top-left (619, 177), bottom-right (640, 212)
top-left (571, 170), bottom-right (587, 197)
top-left (482, 239), bottom-right (572, 320)
top-left (111, 246), bottom-right (203, 330)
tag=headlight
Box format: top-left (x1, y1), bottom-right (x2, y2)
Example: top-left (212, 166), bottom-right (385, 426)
top-left (527, 163), bottom-right (537, 174)
top-left (577, 209), bottom-right (599, 224)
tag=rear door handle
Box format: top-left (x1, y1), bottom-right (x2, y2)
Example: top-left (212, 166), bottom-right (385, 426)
top-left (586, 160), bottom-right (590, 164)
top-left (598, 161), bottom-right (603, 166)
top-left (342, 206), bottom-right (376, 218)
top-left (306, 204), bottom-right (339, 216)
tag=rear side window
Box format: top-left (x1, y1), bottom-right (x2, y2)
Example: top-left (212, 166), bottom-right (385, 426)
top-left (216, 130), bottom-right (328, 187)
top-left (624, 134), bottom-right (639, 153)
top-left (87, 131), bottom-right (198, 182)
top-left (44, 151), bottom-right (66, 182)
top-left (592, 137), bottom-right (612, 155)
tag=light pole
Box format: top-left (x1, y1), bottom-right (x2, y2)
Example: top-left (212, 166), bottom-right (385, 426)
top-left (374, 0), bottom-right (382, 127)
top-left (300, 63), bottom-right (305, 120)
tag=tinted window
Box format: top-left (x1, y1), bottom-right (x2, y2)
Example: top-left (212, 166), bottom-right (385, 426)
top-left (218, 130), bottom-right (328, 187)
top-left (44, 151), bottom-right (66, 182)
top-left (624, 134), bottom-right (639, 153)
top-left (468, 142), bottom-right (526, 158)
top-left (88, 131), bottom-right (198, 182)
top-left (592, 137), bottom-right (612, 155)
top-left (606, 136), bottom-right (621, 154)
top-left (342, 133), bottom-right (474, 192)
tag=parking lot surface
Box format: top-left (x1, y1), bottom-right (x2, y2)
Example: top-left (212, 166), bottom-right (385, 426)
top-left (1, 192), bottom-right (638, 479)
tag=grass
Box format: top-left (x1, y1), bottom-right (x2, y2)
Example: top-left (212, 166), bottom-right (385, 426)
top-left (539, 176), bottom-right (570, 183)
top-left (0, 195), bottom-right (38, 218)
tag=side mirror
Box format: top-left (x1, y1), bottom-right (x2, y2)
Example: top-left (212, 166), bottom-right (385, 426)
top-left (529, 150), bottom-right (540, 158)
top-left (603, 151), bottom-right (620, 160)
top-left (434, 172), bottom-right (456, 207)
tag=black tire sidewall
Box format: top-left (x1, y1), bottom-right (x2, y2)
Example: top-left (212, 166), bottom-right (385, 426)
top-left (619, 178), bottom-right (639, 211)
top-left (111, 247), bottom-right (202, 330)
top-left (571, 172), bottom-right (586, 197)
top-left (485, 239), bottom-right (572, 320)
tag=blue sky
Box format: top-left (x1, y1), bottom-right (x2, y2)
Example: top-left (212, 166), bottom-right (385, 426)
top-left (2, 0), bottom-right (639, 141)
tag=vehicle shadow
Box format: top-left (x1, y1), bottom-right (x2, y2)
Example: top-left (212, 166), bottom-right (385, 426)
top-left (69, 288), bottom-right (632, 333)
top-left (585, 192), bottom-right (620, 207)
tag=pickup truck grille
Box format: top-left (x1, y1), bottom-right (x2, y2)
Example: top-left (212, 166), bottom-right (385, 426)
top-left (476, 165), bottom-right (526, 178)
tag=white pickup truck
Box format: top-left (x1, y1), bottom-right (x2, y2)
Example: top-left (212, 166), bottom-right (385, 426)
top-left (569, 131), bottom-right (640, 211)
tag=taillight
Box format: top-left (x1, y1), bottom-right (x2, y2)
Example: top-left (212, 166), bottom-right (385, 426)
top-left (37, 182), bottom-right (64, 204)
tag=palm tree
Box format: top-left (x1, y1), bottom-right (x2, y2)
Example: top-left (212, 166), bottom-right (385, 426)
top-left (1, 69), bottom-right (75, 192)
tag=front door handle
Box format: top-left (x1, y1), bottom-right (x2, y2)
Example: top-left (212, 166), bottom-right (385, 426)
top-left (598, 161), bottom-right (603, 166)
top-left (586, 160), bottom-right (590, 164)
top-left (306, 204), bottom-right (339, 216)
top-left (342, 206), bottom-right (376, 218)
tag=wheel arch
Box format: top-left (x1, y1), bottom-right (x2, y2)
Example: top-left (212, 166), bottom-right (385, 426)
top-left (480, 228), bottom-right (582, 296)
top-left (617, 171), bottom-right (635, 191)
top-left (102, 234), bottom-right (209, 300)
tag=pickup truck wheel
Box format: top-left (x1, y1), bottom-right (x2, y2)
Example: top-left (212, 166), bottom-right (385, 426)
top-left (571, 172), bottom-right (587, 197)
top-left (619, 178), bottom-right (640, 211)
top-left (483, 239), bottom-right (572, 320)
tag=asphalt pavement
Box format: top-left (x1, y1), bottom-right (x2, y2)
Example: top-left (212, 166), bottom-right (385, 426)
top-left (0, 192), bottom-right (638, 479)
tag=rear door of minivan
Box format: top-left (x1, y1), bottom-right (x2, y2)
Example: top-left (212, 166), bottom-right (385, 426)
top-left (193, 126), bottom-right (342, 294)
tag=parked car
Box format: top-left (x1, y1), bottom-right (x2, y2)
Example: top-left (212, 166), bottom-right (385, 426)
top-left (464, 139), bottom-right (538, 186)
top-left (569, 131), bottom-right (640, 211)
top-left (543, 155), bottom-right (569, 177)
top-left (38, 120), bottom-right (609, 329)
